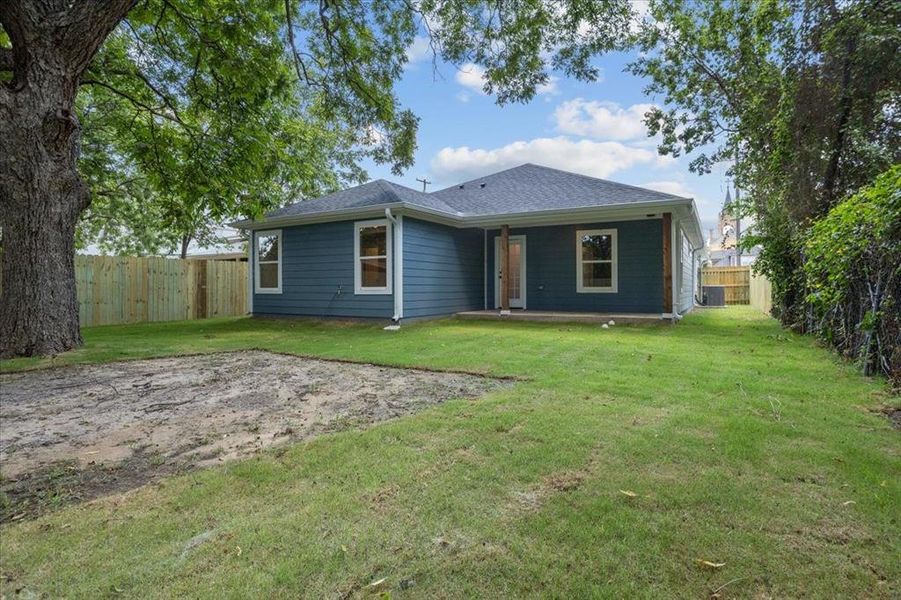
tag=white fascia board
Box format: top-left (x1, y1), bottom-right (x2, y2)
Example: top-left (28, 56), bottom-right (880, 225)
top-left (674, 199), bottom-right (704, 248)
top-left (463, 200), bottom-right (692, 229)
top-left (230, 202), bottom-right (463, 230)
top-left (230, 202), bottom-right (407, 230)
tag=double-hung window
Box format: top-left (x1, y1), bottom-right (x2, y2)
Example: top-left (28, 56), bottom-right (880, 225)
top-left (576, 229), bottom-right (617, 293)
top-left (354, 219), bottom-right (392, 294)
top-left (254, 230), bottom-right (282, 293)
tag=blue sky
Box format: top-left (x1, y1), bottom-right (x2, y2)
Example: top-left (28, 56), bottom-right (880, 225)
top-left (361, 41), bottom-right (732, 237)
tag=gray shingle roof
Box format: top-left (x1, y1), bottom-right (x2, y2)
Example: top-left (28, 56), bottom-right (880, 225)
top-left (265, 179), bottom-right (462, 218)
top-left (264, 163), bottom-right (688, 221)
top-left (431, 164), bottom-right (687, 215)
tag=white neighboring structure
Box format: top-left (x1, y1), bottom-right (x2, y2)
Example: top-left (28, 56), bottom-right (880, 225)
top-left (179, 228), bottom-right (248, 261)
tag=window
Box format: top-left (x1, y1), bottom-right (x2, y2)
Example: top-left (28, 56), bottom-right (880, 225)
top-left (354, 219), bottom-right (392, 294)
top-left (576, 229), bottom-right (617, 293)
top-left (255, 230), bottom-right (282, 293)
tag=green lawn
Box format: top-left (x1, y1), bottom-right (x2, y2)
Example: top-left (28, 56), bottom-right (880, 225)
top-left (1, 308), bottom-right (898, 598)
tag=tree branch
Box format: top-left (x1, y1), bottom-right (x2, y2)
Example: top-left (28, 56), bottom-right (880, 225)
top-left (62, 0), bottom-right (139, 76)
top-left (284, 0), bottom-right (318, 87)
top-left (80, 78), bottom-right (184, 126)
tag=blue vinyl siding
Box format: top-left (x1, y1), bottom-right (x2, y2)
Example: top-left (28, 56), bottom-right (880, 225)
top-left (252, 220), bottom-right (394, 318)
top-left (486, 219), bottom-right (664, 313)
top-left (403, 218), bottom-right (484, 318)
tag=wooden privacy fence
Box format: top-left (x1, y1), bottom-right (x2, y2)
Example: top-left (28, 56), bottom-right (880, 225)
top-left (74, 256), bottom-right (247, 327)
top-left (701, 266), bottom-right (751, 305)
top-left (749, 270), bottom-right (773, 314)
top-left (701, 265), bottom-right (773, 313)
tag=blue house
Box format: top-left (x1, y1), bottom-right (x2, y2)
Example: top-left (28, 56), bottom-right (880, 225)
top-left (234, 164), bottom-right (704, 323)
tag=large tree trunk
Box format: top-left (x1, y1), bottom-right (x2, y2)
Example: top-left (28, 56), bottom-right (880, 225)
top-left (0, 0), bottom-right (135, 358)
top-left (0, 67), bottom-right (90, 357)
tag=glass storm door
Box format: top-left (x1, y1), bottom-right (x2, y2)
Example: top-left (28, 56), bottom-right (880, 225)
top-left (495, 235), bottom-right (526, 309)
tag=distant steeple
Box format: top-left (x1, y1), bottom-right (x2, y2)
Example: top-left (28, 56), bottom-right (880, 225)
top-left (717, 186), bottom-right (741, 264)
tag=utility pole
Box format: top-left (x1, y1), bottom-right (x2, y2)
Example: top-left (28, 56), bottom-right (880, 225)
top-left (734, 185), bottom-right (742, 265)
top-left (416, 177), bottom-right (432, 192)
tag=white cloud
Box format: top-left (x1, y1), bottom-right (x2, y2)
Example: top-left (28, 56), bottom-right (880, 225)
top-left (630, 0), bottom-right (652, 24)
top-left (553, 98), bottom-right (656, 141)
top-left (431, 137), bottom-right (672, 182)
top-left (363, 124), bottom-right (386, 147)
top-left (640, 180), bottom-right (692, 198)
top-left (456, 62), bottom-right (487, 93)
top-left (642, 179), bottom-right (724, 234)
top-left (405, 35), bottom-right (433, 64)
top-left (536, 76), bottom-right (561, 98)
top-left (575, 1), bottom-right (650, 42)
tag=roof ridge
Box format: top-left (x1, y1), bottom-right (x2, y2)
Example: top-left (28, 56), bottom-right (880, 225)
top-left (434, 162), bottom-right (689, 200)
top-left (433, 163), bottom-right (529, 192)
top-left (378, 179), bottom-right (429, 197)
top-left (518, 163), bottom-right (689, 200)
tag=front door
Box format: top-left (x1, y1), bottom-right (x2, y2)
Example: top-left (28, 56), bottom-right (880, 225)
top-left (495, 235), bottom-right (526, 309)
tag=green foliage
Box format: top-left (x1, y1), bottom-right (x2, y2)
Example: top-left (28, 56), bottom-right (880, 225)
top-left (624, 0), bottom-right (901, 380)
top-left (804, 166), bottom-right (901, 381)
top-left (74, 0), bottom-right (421, 255)
top-left (420, 0), bottom-right (633, 103)
top-left (631, 0), bottom-right (792, 174)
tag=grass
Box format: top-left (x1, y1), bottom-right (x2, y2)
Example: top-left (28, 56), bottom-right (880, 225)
top-left (1, 307), bottom-right (898, 598)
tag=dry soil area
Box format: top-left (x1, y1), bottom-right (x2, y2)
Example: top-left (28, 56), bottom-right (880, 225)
top-left (0, 351), bottom-right (509, 520)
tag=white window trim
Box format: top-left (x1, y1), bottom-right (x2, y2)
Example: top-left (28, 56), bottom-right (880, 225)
top-left (576, 228), bottom-right (618, 293)
top-left (254, 229), bottom-right (282, 294)
top-left (354, 218), bottom-right (392, 295)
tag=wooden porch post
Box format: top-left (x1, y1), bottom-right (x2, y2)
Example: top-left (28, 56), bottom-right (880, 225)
top-left (662, 212), bottom-right (673, 314)
top-left (500, 224), bottom-right (510, 312)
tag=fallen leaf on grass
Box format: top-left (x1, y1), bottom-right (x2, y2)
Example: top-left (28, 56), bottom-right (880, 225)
top-left (842, 500), bottom-right (856, 506)
top-left (366, 578), bottom-right (388, 592)
top-left (619, 490), bottom-right (638, 498)
top-left (696, 559), bottom-right (726, 569)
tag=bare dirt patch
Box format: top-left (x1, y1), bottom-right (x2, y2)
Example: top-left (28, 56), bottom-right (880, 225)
top-left (0, 351), bottom-right (509, 521)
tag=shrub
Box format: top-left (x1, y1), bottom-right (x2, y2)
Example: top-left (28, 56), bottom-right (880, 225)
top-left (804, 166), bottom-right (901, 385)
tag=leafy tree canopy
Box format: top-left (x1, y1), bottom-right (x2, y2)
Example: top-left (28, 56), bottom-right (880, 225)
top-left (67, 0), bottom-right (419, 255)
